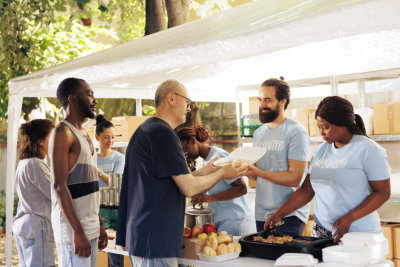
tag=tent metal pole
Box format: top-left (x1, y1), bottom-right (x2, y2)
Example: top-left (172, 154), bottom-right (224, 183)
top-left (6, 95), bottom-right (23, 267)
top-left (357, 79), bottom-right (366, 108)
top-left (235, 88), bottom-right (242, 147)
top-left (136, 99), bottom-right (142, 116)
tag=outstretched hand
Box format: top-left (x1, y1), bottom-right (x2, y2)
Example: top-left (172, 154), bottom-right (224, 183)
top-left (221, 162), bottom-right (248, 179)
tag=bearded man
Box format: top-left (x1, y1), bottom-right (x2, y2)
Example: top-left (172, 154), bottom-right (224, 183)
top-left (245, 77), bottom-right (311, 235)
top-left (49, 78), bottom-right (108, 266)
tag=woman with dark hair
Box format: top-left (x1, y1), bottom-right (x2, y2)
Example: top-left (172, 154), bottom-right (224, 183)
top-left (95, 115), bottom-right (125, 187)
top-left (95, 115), bottom-right (125, 267)
top-left (264, 96), bottom-right (391, 242)
top-left (176, 125), bottom-right (256, 236)
top-left (13, 119), bottom-right (55, 267)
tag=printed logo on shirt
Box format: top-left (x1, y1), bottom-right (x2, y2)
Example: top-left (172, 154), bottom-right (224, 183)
top-left (98, 163), bottom-right (113, 173)
top-left (258, 140), bottom-right (284, 152)
top-left (312, 158), bottom-right (347, 169)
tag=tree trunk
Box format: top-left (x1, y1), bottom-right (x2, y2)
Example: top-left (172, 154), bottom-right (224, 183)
top-left (145, 0), bottom-right (167, 35)
top-left (165, 0), bottom-right (189, 28)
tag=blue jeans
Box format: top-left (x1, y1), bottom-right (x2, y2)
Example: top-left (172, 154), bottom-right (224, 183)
top-left (130, 255), bottom-right (177, 267)
top-left (56, 238), bottom-right (98, 267)
top-left (256, 216), bottom-right (306, 235)
top-left (109, 252), bottom-right (124, 266)
top-left (15, 219), bottom-right (55, 267)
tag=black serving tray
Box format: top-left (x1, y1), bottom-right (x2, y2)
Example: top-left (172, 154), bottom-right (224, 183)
top-left (239, 233), bottom-right (334, 261)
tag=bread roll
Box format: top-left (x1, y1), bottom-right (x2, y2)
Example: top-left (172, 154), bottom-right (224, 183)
top-left (206, 235), bottom-right (218, 250)
top-left (227, 243), bottom-right (235, 253)
top-left (233, 242), bottom-right (241, 252)
top-left (202, 246), bottom-right (217, 256)
top-left (217, 234), bottom-right (232, 244)
top-left (217, 244), bottom-right (228, 255)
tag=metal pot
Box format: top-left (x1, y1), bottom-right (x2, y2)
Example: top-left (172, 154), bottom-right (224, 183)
top-left (184, 204), bottom-right (214, 229)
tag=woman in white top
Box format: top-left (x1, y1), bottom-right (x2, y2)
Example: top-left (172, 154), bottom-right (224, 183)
top-left (13, 119), bottom-right (55, 267)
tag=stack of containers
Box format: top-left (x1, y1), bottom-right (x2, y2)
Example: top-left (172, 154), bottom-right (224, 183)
top-left (320, 232), bottom-right (393, 266)
top-left (99, 174), bottom-right (123, 229)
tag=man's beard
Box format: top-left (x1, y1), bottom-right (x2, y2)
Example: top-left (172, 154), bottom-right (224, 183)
top-left (259, 107), bottom-right (279, 123)
top-left (77, 97), bottom-right (96, 119)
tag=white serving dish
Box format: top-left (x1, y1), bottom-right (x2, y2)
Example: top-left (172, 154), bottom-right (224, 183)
top-left (322, 232), bottom-right (388, 265)
top-left (197, 251), bottom-right (240, 262)
top-left (275, 253), bottom-right (318, 266)
top-left (317, 260), bottom-right (394, 267)
top-left (213, 147), bottom-right (266, 166)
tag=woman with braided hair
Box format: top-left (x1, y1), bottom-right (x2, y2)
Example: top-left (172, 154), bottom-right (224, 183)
top-left (175, 125), bottom-right (256, 236)
top-left (13, 119), bottom-right (55, 267)
top-left (265, 96), bottom-right (391, 242)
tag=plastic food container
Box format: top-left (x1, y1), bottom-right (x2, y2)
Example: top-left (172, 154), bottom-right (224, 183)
top-left (197, 251), bottom-right (240, 262)
top-left (274, 253), bottom-right (318, 266)
top-left (322, 232), bottom-right (388, 265)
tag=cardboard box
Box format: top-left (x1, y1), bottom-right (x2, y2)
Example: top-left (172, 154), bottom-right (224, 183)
top-left (393, 259), bottom-right (400, 267)
top-left (373, 102), bottom-right (400, 134)
top-left (112, 116), bottom-right (150, 142)
top-left (394, 226), bottom-right (400, 259)
top-left (248, 178), bottom-right (256, 188)
top-left (124, 255), bottom-right (132, 267)
top-left (292, 109), bottom-right (316, 135)
top-left (181, 238), bottom-right (207, 260)
top-left (97, 251), bottom-right (108, 267)
top-left (249, 97), bottom-right (259, 115)
top-left (381, 223), bottom-right (400, 259)
top-left (308, 111), bottom-right (320, 137)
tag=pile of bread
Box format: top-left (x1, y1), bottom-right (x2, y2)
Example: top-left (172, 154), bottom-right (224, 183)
top-left (202, 233), bottom-right (241, 256)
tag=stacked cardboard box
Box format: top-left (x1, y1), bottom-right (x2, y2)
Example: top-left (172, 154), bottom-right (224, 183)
top-left (373, 102), bottom-right (400, 134)
top-left (111, 116), bottom-right (151, 142)
top-left (181, 238), bottom-right (207, 260)
top-left (394, 226), bottom-right (400, 266)
top-left (381, 223), bottom-right (400, 264)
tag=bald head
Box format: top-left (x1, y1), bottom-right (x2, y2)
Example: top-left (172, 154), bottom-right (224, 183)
top-left (155, 80), bottom-right (187, 108)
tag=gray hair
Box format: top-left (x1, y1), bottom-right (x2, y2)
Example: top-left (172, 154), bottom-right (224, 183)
top-left (155, 80), bottom-right (186, 108)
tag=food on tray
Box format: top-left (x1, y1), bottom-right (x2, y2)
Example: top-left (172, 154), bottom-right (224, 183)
top-left (233, 159), bottom-right (249, 165)
top-left (252, 235), bottom-right (293, 244)
top-left (206, 236), bottom-right (218, 250)
top-left (202, 246), bottom-right (217, 256)
top-left (217, 244), bottom-right (228, 255)
top-left (227, 243), bottom-right (235, 253)
top-left (214, 160), bottom-right (233, 167)
top-left (217, 233), bottom-right (232, 244)
top-left (233, 242), bottom-right (241, 252)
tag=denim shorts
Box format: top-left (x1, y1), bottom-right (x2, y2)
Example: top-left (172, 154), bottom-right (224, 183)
top-left (15, 219), bottom-right (55, 267)
top-left (56, 237), bottom-right (98, 267)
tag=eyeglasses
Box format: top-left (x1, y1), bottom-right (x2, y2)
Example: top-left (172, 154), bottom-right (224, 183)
top-left (174, 93), bottom-right (191, 109)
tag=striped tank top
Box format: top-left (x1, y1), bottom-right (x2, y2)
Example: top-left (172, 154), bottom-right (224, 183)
top-left (51, 120), bottom-right (100, 244)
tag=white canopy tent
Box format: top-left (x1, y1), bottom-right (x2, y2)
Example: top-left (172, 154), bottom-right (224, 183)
top-left (5, 0), bottom-right (400, 265)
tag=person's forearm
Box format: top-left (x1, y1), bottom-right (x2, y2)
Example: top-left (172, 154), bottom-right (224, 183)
top-left (192, 165), bottom-right (209, 176)
top-left (180, 169), bottom-right (225, 197)
top-left (344, 191), bottom-right (390, 223)
top-left (274, 186), bottom-right (314, 219)
top-left (255, 169), bottom-right (302, 187)
top-left (54, 183), bottom-right (85, 234)
top-left (209, 185), bottom-right (246, 202)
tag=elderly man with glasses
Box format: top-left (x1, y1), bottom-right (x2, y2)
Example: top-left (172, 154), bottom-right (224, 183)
top-left (116, 79), bottom-right (248, 267)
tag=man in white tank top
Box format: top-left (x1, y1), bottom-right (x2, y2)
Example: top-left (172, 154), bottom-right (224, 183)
top-left (49, 78), bottom-right (108, 267)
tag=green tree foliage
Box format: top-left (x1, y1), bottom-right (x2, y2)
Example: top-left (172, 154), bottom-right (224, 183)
top-left (0, 0), bottom-right (145, 125)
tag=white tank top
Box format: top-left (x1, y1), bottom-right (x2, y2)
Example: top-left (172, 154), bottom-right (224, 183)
top-left (51, 120), bottom-right (100, 244)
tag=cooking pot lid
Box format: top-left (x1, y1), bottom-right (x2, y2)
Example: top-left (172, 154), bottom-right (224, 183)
top-left (185, 204), bottom-right (214, 215)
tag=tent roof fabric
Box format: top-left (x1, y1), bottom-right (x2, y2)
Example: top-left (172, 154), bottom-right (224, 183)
top-left (9, 0), bottom-right (400, 102)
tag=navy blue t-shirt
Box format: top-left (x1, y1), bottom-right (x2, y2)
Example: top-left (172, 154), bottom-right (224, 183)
top-left (116, 117), bottom-right (190, 258)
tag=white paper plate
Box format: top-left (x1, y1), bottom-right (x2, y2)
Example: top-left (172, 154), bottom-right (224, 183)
top-left (197, 251), bottom-right (240, 262)
top-left (213, 147), bottom-right (266, 167)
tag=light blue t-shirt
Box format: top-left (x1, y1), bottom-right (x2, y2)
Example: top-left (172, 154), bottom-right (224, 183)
top-left (310, 134), bottom-right (390, 234)
top-left (203, 146), bottom-right (256, 236)
top-left (97, 150), bottom-right (125, 187)
top-left (253, 117), bottom-right (310, 223)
